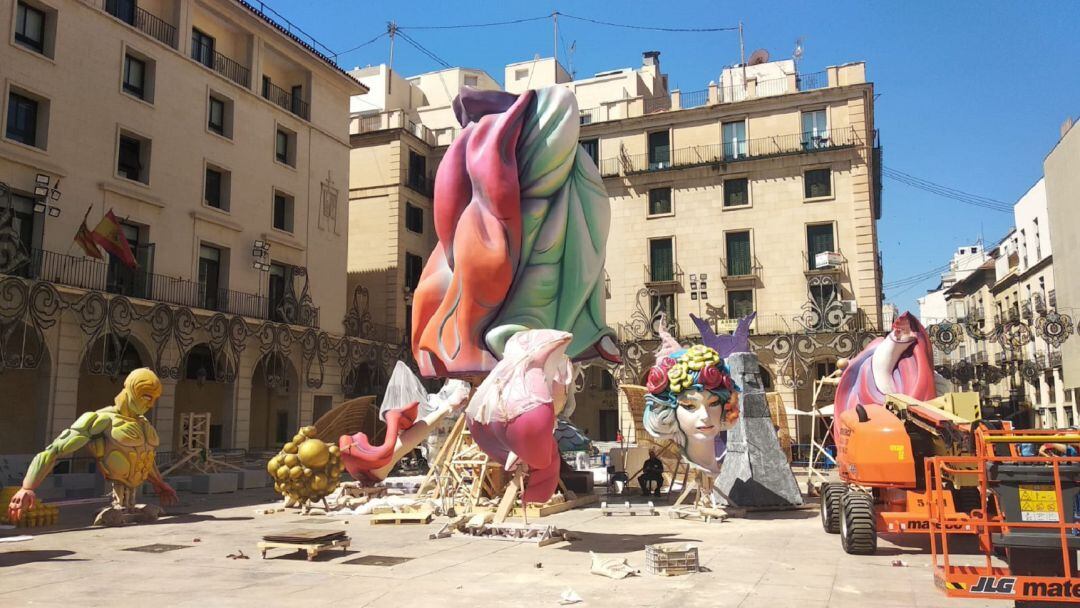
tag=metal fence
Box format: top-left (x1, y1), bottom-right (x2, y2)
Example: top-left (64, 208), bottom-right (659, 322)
top-left (262, 80), bottom-right (309, 120)
top-left (680, 89), bottom-right (709, 109)
top-left (190, 36), bottom-right (251, 88)
top-left (103, 0), bottom-right (177, 48)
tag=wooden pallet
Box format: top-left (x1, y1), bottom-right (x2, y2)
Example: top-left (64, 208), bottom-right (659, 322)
top-left (258, 537), bottom-right (351, 560)
top-left (601, 501), bottom-right (657, 516)
top-left (369, 509), bottom-right (434, 525)
top-left (462, 523), bottom-right (563, 547)
top-left (667, 505), bottom-right (734, 523)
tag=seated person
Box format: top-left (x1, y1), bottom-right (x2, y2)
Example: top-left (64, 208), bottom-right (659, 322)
top-left (1038, 443), bottom-right (1079, 457)
top-left (638, 450), bottom-right (665, 497)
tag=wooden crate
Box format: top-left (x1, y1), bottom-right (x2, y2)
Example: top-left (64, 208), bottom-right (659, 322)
top-left (369, 509), bottom-right (433, 525)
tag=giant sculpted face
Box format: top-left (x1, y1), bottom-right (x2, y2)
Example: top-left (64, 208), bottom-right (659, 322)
top-left (643, 345), bottom-right (740, 474)
top-left (410, 86), bottom-right (618, 377)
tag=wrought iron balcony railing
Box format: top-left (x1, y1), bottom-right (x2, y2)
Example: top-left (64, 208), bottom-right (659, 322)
top-left (103, 0), bottom-right (177, 48)
top-left (405, 172), bottom-right (434, 197)
top-left (720, 256), bottom-right (762, 284)
top-left (262, 80), bottom-right (309, 120)
top-left (605, 126), bottom-right (861, 176)
top-left (644, 263), bottom-right (683, 285)
top-left (191, 36), bottom-right (251, 88)
top-left (1021, 301), bottom-right (1033, 320)
top-left (12, 248), bottom-right (269, 319)
top-left (680, 88), bottom-right (709, 109)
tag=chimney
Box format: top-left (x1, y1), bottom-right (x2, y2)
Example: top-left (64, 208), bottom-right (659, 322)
top-left (642, 51), bottom-right (660, 68)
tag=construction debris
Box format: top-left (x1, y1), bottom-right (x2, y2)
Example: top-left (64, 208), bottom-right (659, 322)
top-left (589, 551), bottom-right (638, 579)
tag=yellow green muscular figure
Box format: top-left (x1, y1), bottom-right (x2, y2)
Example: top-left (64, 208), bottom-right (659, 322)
top-left (6, 368), bottom-right (177, 526)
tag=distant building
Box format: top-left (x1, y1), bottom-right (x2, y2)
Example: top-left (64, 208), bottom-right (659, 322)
top-left (918, 244), bottom-right (988, 325)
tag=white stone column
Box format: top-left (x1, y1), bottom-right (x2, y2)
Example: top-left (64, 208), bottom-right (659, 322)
top-left (50, 316), bottom-right (85, 438)
top-left (232, 346), bottom-right (261, 451)
top-left (154, 377), bottom-right (178, 454)
top-left (1054, 368), bottom-right (1067, 409)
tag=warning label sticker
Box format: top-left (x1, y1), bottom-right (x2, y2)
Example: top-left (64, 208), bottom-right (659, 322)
top-left (1018, 485), bottom-right (1059, 522)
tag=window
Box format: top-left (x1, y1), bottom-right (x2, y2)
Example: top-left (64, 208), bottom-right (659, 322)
top-left (723, 177), bottom-right (749, 207)
top-left (804, 168), bottom-right (832, 199)
top-left (727, 290), bottom-right (754, 319)
top-left (405, 252), bottom-right (423, 292)
top-left (648, 238), bottom-right (674, 282)
top-left (204, 166), bottom-right (230, 210)
top-left (117, 133), bottom-right (149, 183)
top-left (14, 2), bottom-right (46, 54)
top-left (802, 109), bottom-right (829, 149)
top-left (647, 131), bottom-right (670, 170)
top-left (191, 28), bottom-right (215, 69)
top-left (515, 68), bottom-right (528, 81)
top-left (580, 138), bottom-right (599, 165)
top-left (648, 188), bottom-right (672, 216)
top-left (208, 94), bottom-right (231, 137)
top-left (197, 244), bottom-right (222, 311)
top-left (722, 120), bottom-right (747, 160)
top-left (5, 92), bottom-right (39, 147)
top-left (464, 74), bottom-right (478, 87)
top-left (273, 191), bottom-right (294, 232)
top-left (806, 223), bottom-right (836, 270)
top-left (123, 54), bottom-right (146, 99)
top-left (407, 151), bottom-right (427, 192)
top-left (275, 127), bottom-right (295, 166)
top-left (725, 231), bottom-right (751, 276)
top-left (106, 0), bottom-right (136, 25)
top-left (405, 202), bottom-right (423, 234)
top-left (8, 192), bottom-right (41, 278)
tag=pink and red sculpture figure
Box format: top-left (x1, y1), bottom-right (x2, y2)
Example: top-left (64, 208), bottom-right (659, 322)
top-left (833, 312), bottom-right (936, 441)
top-left (466, 330), bottom-right (574, 503)
top-left (410, 86), bottom-right (616, 377)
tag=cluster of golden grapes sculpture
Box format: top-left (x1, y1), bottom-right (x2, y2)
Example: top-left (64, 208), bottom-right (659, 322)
top-left (267, 426), bottom-right (343, 506)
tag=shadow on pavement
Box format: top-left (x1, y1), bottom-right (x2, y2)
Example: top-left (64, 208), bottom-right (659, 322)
top-left (0, 550), bottom-right (86, 567)
top-left (558, 531), bottom-right (700, 554)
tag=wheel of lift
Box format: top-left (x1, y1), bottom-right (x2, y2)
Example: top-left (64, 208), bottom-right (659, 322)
top-left (840, 491), bottom-right (877, 555)
top-left (820, 483), bottom-right (843, 534)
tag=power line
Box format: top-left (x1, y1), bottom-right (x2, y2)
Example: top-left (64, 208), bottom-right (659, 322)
top-left (399, 15), bottom-right (551, 30)
top-left (882, 166), bottom-right (1012, 213)
top-left (336, 31), bottom-right (388, 58)
top-left (557, 12), bottom-right (739, 32)
top-left (396, 30), bottom-right (452, 69)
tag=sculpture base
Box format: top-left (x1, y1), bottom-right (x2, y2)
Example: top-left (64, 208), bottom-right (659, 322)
top-left (93, 504), bottom-right (164, 527)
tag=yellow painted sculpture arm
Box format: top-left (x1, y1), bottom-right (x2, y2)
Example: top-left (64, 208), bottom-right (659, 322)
top-left (21, 411), bottom-right (110, 491)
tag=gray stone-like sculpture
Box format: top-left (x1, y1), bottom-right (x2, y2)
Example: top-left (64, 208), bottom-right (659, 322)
top-left (715, 352), bottom-right (803, 507)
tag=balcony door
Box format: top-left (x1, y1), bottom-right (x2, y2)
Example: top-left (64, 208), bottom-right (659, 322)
top-left (197, 244), bottom-right (222, 311)
top-left (806, 223), bottom-right (835, 270)
top-left (649, 238), bottom-right (674, 282)
top-left (106, 0), bottom-right (137, 25)
top-left (106, 223), bottom-right (152, 299)
top-left (722, 120), bottom-right (747, 160)
top-left (725, 231), bottom-right (751, 276)
top-left (268, 262), bottom-right (295, 322)
top-left (647, 131), bottom-right (669, 169)
top-left (191, 28), bottom-right (215, 69)
top-left (802, 109), bottom-right (829, 149)
top-left (408, 151), bottom-right (426, 191)
top-left (8, 193), bottom-right (41, 278)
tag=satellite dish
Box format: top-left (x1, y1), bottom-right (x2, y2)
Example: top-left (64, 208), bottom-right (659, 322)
top-left (748, 49), bottom-right (769, 66)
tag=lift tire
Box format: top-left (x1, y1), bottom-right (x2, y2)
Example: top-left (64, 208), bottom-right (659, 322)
top-left (840, 492), bottom-right (877, 555)
top-left (820, 483), bottom-right (843, 534)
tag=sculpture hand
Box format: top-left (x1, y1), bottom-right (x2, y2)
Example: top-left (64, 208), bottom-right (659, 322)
top-left (155, 482), bottom-right (178, 507)
top-left (7, 488), bottom-right (36, 523)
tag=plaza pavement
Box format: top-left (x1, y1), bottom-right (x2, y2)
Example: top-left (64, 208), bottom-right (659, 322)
top-left (0, 488), bottom-right (1003, 608)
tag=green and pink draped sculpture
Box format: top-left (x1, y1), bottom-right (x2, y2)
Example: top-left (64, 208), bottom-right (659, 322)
top-left (411, 86), bottom-right (617, 378)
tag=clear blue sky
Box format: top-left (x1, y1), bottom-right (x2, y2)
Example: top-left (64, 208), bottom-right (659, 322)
top-left (272, 0), bottom-right (1078, 318)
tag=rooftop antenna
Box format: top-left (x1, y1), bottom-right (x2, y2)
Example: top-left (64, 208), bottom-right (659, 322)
top-left (387, 21), bottom-right (397, 93)
top-left (738, 21), bottom-right (746, 81)
top-left (567, 40), bottom-right (577, 79)
top-left (747, 48), bottom-right (769, 66)
top-left (553, 11), bottom-right (558, 65)
top-left (793, 37), bottom-right (804, 70)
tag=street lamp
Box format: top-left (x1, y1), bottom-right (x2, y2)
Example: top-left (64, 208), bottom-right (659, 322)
top-left (688, 272), bottom-right (709, 317)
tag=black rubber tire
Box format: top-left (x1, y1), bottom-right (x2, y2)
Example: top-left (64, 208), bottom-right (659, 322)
top-left (840, 492), bottom-right (877, 555)
top-left (820, 483), bottom-right (843, 534)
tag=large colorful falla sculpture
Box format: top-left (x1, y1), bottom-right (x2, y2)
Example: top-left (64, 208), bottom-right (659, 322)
top-left (6, 368), bottom-right (177, 526)
top-left (410, 86), bottom-right (617, 377)
top-left (643, 344), bottom-right (741, 475)
top-left (833, 311), bottom-right (936, 441)
top-left (398, 85), bottom-right (616, 504)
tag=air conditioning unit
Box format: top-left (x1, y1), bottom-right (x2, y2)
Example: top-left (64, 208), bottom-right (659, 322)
top-left (840, 300), bottom-right (858, 314)
top-left (815, 251), bottom-right (843, 269)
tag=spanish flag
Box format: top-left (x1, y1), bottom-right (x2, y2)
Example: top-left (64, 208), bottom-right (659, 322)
top-left (91, 209), bottom-right (138, 269)
top-left (73, 207), bottom-right (103, 259)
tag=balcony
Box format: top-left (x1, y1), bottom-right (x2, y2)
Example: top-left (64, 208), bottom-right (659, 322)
top-left (1050, 351), bottom-right (1063, 368)
top-left (680, 89), bottom-right (709, 109)
top-left (349, 110), bottom-right (457, 147)
top-left (644, 264), bottom-right (683, 292)
top-left (406, 172), bottom-right (434, 197)
top-left (1021, 301), bottom-right (1033, 320)
top-left (190, 36), bottom-right (250, 88)
top-left (995, 351), bottom-right (1006, 365)
top-left (103, 0), bottom-right (177, 48)
top-left (973, 351), bottom-right (988, 365)
top-left (720, 255), bottom-right (762, 286)
top-left (606, 126), bottom-right (861, 176)
top-left (17, 248), bottom-right (269, 319)
top-left (262, 80), bottom-right (309, 120)
top-left (1033, 351), bottom-right (1047, 369)
top-left (1050, 290), bottom-right (1057, 308)
top-left (1034, 293), bottom-right (1047, 314)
